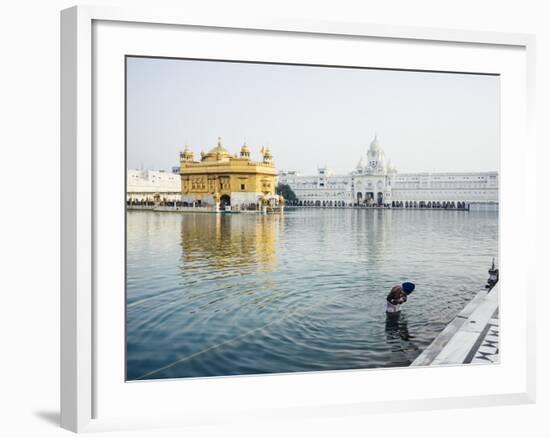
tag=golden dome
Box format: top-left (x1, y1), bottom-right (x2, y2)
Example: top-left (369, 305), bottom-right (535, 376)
top-left (181, 144), bottom-right (193, 160)
top-left (202, 137), bottom-right (231, 161)
top-left (262, 146), bottom-right (273, 162)
top-left (240, 141), bottom-right (251, 158)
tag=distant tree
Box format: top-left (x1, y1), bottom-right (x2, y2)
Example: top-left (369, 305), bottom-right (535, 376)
top-left (276, 183), bottom-right (298, 204)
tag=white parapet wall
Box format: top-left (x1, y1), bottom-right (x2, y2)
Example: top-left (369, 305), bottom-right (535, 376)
top-left (231, 191), bottom-right (264, 206)
top-left (469, 202), bottom-right (499, 211)
top-left (181, 194), bottom-right (215, 205)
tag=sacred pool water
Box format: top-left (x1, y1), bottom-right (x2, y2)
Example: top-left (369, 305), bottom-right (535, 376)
top-left (126, 208), bottom-right (498, 380)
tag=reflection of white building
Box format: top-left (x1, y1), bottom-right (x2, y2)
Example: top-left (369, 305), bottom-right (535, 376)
top-left (127, 169), bottom-right (181, 203)
top-left (278, 136), bottom-right (498, 208)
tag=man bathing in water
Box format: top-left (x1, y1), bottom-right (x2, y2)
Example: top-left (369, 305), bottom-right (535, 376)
top-left (386, 285), bottom-right (407, 314)
top-left (386, 282), bottom-right (415, 314)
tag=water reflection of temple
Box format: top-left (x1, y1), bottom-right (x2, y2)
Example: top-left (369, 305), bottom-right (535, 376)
top-left (179, 214), bottom-right (280, 273)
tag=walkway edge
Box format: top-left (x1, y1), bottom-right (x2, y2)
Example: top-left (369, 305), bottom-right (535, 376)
top-left (411, 286), bottom-right (499, 367)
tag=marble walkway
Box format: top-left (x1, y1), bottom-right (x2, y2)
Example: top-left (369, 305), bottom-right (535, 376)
top-left (411, 285), bottom-right (499, 367)
top-left (470, 312), bottom-right (499, 364)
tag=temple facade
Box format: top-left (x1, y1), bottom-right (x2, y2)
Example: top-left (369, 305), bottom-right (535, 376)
top-left (278, 136), bottom-right (498, 208)
top-left (179, 138), bottom-right (281, 210)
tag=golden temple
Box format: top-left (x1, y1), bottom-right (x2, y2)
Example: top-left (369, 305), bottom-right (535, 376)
top-left (179, 138), bottom-right (282, 210)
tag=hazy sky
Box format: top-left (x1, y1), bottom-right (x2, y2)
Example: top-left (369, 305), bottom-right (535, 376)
top-left (126, 57), bottom-right (499, 175)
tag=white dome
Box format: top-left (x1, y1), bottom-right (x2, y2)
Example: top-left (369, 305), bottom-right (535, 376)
top-left (369, 135), bottom-right (380, 152)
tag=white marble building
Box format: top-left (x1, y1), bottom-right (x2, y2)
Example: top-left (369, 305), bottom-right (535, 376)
top-left (391, 172), bottom-right (498, 204)
top-left (127, 169), bottom-right (181, 203)
top-left (278, 169), bottom-right (354, 207)
top-left (278, 136), bottom-right (498, 208)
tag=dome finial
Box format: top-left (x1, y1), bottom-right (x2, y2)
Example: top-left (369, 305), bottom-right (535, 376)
top-left (217, 136), bottom-right (222, 147)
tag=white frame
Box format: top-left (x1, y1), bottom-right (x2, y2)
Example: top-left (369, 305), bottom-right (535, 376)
top-left (61, 5), bottom-right (536, 433)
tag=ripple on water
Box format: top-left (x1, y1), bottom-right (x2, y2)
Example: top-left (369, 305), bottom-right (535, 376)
top-left (126, 209), bottom-right (498, 380)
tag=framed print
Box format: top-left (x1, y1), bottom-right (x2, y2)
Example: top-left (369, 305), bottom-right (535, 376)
top-left (61, 5), bottom-right (536, 433)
